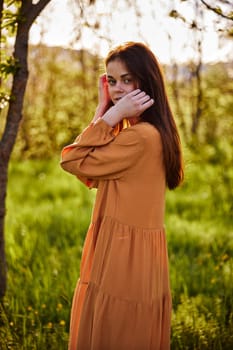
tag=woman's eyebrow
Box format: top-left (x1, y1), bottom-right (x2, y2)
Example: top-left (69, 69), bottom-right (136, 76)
top-left (107, 73), bottom-right (131, 79)
top-left (120, 73), bottom-right (131, 78)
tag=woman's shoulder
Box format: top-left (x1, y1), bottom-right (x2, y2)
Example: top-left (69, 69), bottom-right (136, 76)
top-left (118, 121), bottom-right (161, 148)
top-left (131, 121), bottom-right (161, 141)
top-left (119, 121), bottom-right (161, 152)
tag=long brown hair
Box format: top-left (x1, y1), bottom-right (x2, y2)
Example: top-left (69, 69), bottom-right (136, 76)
top-left (105, 41), bottom-right (184, 190)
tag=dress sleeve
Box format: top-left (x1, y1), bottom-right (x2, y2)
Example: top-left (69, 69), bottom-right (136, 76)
top-left (60, 119), bottom-right (144, 181)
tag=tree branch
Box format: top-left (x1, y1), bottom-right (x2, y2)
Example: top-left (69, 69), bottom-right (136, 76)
top-left (21, 0), bottom-right (52, 28)
top-left (200, 0), bottom-right (233, 21)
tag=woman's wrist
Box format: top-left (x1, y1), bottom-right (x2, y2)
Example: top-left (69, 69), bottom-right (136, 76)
top-left (102, 106), bottom-right (122, 127)
top-left (92, 105), bottom-right (107, 122)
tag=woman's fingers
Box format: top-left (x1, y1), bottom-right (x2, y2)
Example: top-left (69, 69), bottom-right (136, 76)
top-left (112, 89), bottom-right (154, 119)
top-left (99, 73), bottom-right (107, 86)
top-left (128, 90), bottom-right (154, 110)
top-left (98, 74), bottom-right (112, 106)
top-left (138, 93), bottom-right (153, 106)
top-left (133, 90), bottom-right (153, 103)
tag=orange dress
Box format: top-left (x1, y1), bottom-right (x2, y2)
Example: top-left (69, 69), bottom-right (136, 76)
top-left (60, 119), bottom-right (172, 350)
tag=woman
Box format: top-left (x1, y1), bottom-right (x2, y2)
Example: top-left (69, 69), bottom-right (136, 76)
top-left (61, 41), bottom-right (184, 350)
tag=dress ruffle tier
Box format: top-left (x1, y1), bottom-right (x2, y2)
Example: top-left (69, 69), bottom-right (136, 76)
top-left (69, 217), bottom-right (171, 350)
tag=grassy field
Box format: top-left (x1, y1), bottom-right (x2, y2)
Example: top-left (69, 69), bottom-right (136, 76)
top-left (0, 148), bottom-right (232, 349)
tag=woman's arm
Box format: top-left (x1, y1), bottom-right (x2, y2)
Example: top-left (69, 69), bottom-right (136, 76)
top-left (60, 119), bottom-right (144, 181)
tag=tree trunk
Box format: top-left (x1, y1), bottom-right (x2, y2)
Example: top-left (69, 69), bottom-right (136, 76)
top-left (190, 0), bottom-right (204, 137)
top-left (0, 165), bottom-right (7, 298)
top-left (0, 0), bottom-right (51, 299)
top-left (170, 62), bottom-right (187, 140)
top-left (0, 0), bottom-right (4, 93)
top-left (191, 36), bottom-right (203, 135)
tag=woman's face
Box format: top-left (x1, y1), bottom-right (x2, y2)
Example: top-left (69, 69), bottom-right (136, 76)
top-left (106, 59), bottom-right (139, 105)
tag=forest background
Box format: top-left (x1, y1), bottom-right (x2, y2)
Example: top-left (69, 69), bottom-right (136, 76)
top-left (0, 0), bottom-right (233, 349)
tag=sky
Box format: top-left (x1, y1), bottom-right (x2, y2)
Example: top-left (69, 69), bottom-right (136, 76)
top-left (29, 0), bottom-right (233, 64)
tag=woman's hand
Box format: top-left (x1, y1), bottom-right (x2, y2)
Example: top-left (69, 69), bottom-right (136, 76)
top-left (114, 89), bottom-right (154, 118)
top-left (98, 74), bottom-right (112, 108)
top-left (102, 89), bottom-right (154, 127)
top-left (92, 74), bottom-right (112, 123)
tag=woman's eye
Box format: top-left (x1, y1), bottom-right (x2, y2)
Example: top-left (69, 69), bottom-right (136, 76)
top-left (124, 78), bottom-right (131, 84)
top-left (107, 79), bottom-right (115, 86)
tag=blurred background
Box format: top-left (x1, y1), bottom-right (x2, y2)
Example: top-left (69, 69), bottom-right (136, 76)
top-left (0, 0), bottom-right (233, 349)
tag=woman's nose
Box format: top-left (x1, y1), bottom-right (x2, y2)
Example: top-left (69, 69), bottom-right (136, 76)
top-left (114, 81), bottom-right (124, 91)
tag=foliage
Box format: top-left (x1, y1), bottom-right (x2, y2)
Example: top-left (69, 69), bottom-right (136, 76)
top-left (9, 45), bottom-right (101, 159)
top-left (0, 145), bottom-right (232, 348)
top-left (0, 0), bottom-right (26, 106)
top-left (170, 0), bottom-right (233, 38)
top-left (1, 45), bottom-right (232, 159)
top-left (164, 60), bottom-right (233, 145)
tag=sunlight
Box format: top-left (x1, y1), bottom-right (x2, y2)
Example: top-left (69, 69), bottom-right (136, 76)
top-left (29, 0), bottom-right (233, 64)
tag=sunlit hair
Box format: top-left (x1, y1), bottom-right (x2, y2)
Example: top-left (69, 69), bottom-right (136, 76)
top-left (105, 41), bottom-right (184, 190)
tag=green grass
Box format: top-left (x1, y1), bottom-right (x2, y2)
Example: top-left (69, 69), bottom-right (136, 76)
top-left (0, 153), bottom-right (232, 349)
top-left (1, 159), bottom-right (94, 349)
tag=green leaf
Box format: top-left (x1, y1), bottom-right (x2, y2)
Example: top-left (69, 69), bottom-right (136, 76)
top-left (214, 7), bottom-right (222, 15)
top-left (169, 9), bottom-right (186, 22)
top-left (228, 11), bottom-right (233, 20)
top-left (0, 57), bottom-right (20, 78)
top-left (227, 27), bottom-right (233, 37)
